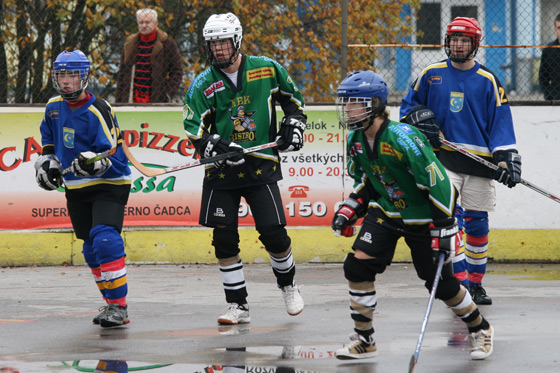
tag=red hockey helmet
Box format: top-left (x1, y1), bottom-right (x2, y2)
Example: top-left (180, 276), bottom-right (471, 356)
top-left (444, 17), bottom-right (482, 63)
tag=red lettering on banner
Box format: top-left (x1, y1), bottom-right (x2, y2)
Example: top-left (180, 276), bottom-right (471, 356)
top-left (0, 146), bottom-right (22, 171)
top-left (23, 137), bottom-right (42, 162)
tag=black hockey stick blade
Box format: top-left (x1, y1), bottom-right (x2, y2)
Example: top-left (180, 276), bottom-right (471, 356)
top-left (408, 252), bottom-right (445, 373)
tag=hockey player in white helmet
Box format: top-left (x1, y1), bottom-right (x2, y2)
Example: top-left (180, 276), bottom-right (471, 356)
top-left (183, 12), bottom-right (307, 325)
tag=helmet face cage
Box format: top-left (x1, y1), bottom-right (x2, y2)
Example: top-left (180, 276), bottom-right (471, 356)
top-left (336, 70), bottom-right (389, 131)
top-left (203, 13), bottom-right (243, 69)
top-left (444, 17), bottom-right (482, 63)
top-left (336, 97), bottom-right (374, 131)
top-left (52, 50), bottom-right (90, 100)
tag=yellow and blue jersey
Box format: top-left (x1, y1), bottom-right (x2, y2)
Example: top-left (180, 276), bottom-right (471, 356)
top-left (39, 94), bottom-right (131, 190)
top-left (400, 59), bottom-right (517, 178)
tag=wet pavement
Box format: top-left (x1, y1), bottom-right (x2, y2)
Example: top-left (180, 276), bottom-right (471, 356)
top-left (1, 262), bottom-right (559, 372)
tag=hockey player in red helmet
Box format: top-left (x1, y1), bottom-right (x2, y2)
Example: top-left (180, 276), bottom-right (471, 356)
top-left (401, 17), bottom-right (521, 309)
top-left (444, 17), bottom-right (482, 63)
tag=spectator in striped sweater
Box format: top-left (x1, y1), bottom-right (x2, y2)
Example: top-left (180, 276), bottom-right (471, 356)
top-left (116, 8), bottom-right (183, 103)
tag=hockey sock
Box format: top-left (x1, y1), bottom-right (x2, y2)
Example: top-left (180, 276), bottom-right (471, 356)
top-left (90, 266), bottom-right (108, 300)
top-left (444, 285), bottom-right (484, 329)
top-left (270, 248), bottom-right (296, 287)
top-left (101, 256), bottom-right (127, 307)
top-left (218, 255), bottom-right (248, 304)
top-left (463, 211), bottom-right (489, 286)
top-left (348, 281), bottom-right (376, 335)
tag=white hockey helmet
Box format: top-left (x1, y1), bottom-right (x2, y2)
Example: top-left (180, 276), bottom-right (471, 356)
top-left (203, 13), bottom-right (243, 68)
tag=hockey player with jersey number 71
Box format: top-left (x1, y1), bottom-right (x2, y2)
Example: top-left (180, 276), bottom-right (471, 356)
top-left (34, 49), bottom-right (132, 328)
top-left (332, 70), bottom-right (493, 361)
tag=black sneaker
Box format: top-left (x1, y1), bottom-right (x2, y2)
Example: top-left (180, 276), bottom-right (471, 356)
top-left (92, 305), bottom-right (107, 325)
top-left (469, 285), bottom-right (492, 305)
top-left (99, 304), bottom-right (129, 327)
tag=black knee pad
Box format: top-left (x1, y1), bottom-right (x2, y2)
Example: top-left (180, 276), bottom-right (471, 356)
top-left (424, 262), bottom-right (461, 300)
top-left (256, 225), bottom-right (291, 254)
top-left (343, 253), bottom-right (387, 282)
top-left (212, 226), bottom-right (240, 259)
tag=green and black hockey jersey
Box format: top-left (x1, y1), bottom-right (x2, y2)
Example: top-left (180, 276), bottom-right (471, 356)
top-left (183, 54), bottom-right (305, 189)
top-left (347, 119), bottom-right (457, 226)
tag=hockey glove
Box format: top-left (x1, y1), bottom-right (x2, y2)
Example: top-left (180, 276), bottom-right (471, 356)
top-left (493, 149), bottom-right (522, 188)
top-left (276, 116), bottom-right (306, 152)
top-left (72, 151), bottom-right (111, 177)
top-left (332, 194), bottom-right (366, 237)
top-left (429, 220), bottom-right (459, 264)
top-left (201, 134), bottom-right (245, 168)
top-left (34, 154), bottom-right (62, 191)
top-left (404, 105), bottom-right (442, 149)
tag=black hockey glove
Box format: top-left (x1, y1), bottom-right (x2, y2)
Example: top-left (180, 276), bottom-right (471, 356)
top-left (276, 116), bottom-right (306, 152)
top-left (493, 150), bottom-right (522, 188)
top-left (404, 105), bottom-right (442, 148)
top-left (332, 194), bottom-right (366, 237)
top-left (201, 134), bottom-right (245, 168)
top-left (429, 220), bottom-right (459, 264)
top-left (72, 151), bottom-right (111, 177)
top-left (34, 154), bottom-right (62, 191)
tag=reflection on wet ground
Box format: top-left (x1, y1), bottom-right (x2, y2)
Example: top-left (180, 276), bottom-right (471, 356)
top-left (1, 263), bottom-right (559, 373)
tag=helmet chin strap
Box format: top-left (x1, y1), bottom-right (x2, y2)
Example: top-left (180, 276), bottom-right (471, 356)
top-left (213, 51), bottom-right (239, 69)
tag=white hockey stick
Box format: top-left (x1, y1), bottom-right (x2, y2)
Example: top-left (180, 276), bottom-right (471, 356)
top-left (122, 141), bottom-right (280, 177)
top-left (408, 252), bottom-right (445, 373)
top-left (440, 138), bottom-right (560, 204)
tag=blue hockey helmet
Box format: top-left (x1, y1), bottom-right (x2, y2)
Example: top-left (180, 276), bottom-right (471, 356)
top-left (52, 50), bottom-right (90, 100)
top-left (336, 70), bottom-right (389, 131)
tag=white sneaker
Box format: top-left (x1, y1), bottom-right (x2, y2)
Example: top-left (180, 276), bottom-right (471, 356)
top-left (217, 303), bottom-right (250, 325)
top-left (336, 339), bottom-right (378, 360)
top-left (280, 283), bottom-right (304, 316)
top-left (470, 325), bottom-right (494, 360)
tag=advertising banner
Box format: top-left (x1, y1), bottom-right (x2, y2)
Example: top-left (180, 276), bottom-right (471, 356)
top-left (0, 106), bottom-right (351, 229)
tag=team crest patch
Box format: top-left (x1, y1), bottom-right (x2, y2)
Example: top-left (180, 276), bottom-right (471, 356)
top-left (204, 80), bottom-right (225, 98)
top-left (63, 127), bottom-right (75, 148)
top-left (229, 106), bottom-right (257, 143)
top-left (450, 91), bottom-right (464, 112)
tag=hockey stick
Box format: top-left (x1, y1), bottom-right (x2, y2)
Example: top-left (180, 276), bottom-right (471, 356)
top-left (122, 140), bottom-right (280, 177)
top-left (440, 138), bottom-right (560, 204)
top-left (408, 252), bottom-right (445, 373)
top-left (61, 147), bottom-right (118, 176)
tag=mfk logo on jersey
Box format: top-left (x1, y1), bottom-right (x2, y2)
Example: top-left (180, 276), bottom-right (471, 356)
top-left (204, 80), bottom-right (225, 98)
top-left (349, 142), bottom-right (363, 156)
top-left (450, 91), bottom-right (464, 112)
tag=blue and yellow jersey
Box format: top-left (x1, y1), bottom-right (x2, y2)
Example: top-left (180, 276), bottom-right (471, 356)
top-left (400, 59), bottom-right (517, 178)
top-left (39, 94), bottom-right (131, 190)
